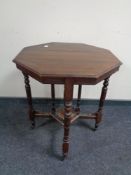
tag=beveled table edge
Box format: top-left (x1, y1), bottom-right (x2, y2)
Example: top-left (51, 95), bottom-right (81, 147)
top-left (14, 62), bottom-right (121, 85)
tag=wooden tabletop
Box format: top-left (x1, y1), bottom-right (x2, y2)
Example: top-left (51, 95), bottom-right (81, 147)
top-left (13, 42), bottom-right (122, 84)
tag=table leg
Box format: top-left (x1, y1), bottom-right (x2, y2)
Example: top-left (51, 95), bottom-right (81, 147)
top-left (63, 79), bottom-right (74, 159)
top-left (95, 77), bottom-right (109, 129)
top-left (76, 85), bottom-right (82, 113)
top-left (51, 84), bottom-right (56, 114)
top-left (23, 73), bottom-right (35, 129)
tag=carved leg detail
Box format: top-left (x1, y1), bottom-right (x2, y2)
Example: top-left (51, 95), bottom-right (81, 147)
top-left (76, 85), bottom-right (82, 113)
top-left (51, 84), bottom-right (56, 114)
top-left (63, 79), bottom-right (73, 160)
top-left (23, 73), bottom-right (35, 129)
top-left (95, 77), bottom-right (109, 129)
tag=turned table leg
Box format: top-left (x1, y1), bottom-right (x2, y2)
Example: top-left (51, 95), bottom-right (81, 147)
top-left (76, 85), bottom-right (82, 113)
top-left (63, 79), bottom-right (74, 159)
top-left (95, 77), bottom-right (110, 129)
top-left (51, 84), bottom-right (56, 114)
top-left (23, 73), bottom-right (35, 129)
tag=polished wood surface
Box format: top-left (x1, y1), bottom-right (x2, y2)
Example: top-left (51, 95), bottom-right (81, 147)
top-left (13, 42), bottom-right (122, 160)
top-left (13, 42), bottom-right (121, 84)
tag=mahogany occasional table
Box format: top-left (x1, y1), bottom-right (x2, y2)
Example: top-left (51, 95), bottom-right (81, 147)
top-left (13, 42), bottom-right (122, 159)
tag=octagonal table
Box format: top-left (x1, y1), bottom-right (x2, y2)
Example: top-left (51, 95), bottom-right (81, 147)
top-left (13, 42), bottom-right (122, 159)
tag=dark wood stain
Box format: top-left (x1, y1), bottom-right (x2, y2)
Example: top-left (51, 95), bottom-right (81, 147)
top-left (13, 42), bottom-right (122, 160)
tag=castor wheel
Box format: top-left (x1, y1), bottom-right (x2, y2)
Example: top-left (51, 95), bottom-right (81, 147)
top-left (30, 120), bottom-right (35, 129)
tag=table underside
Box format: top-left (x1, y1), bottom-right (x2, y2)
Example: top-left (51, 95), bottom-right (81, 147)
top-left (22, 73), bottom-right (109, 160)
top-left (32, 108), bottom-right (98, 126)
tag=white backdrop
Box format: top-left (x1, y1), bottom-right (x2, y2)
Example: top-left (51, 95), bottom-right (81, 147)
top-left (0, 0), bottom-right (131, 99)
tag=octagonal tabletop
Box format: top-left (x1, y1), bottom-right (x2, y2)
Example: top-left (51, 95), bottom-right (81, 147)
top-left (13, 42), bottom-right (122, 84)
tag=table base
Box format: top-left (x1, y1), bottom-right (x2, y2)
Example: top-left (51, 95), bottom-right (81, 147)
top-left (23, 72), bottom-right (109, 160)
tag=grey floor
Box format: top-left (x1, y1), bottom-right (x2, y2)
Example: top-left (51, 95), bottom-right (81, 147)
top-left (0, 100), bottom-right (131, 175)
